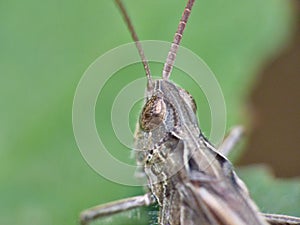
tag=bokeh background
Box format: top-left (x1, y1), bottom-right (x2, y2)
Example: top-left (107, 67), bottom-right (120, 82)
top-left (1, 0), bottom-right (299, 225)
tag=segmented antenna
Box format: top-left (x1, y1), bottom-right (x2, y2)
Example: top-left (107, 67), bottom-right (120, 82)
top-left (115, 0), bottom-right (153, 91)
top-left (162, 0), bottom-right (195, 80)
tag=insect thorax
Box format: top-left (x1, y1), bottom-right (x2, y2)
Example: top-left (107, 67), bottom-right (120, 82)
top-left (133, 79), bottom-right (202, 201)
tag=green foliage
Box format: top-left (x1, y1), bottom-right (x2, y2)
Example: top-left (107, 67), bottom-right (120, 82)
top-left (0, 0), bottom-right (297, 225)
top-left (238, 166), bottom-right (300, 217)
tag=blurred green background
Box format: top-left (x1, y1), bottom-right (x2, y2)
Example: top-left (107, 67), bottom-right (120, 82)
top-left (1, 0), bottom-right (299, 224)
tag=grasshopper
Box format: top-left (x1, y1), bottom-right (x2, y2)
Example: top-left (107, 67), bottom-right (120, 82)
top-left (80, 0), bottom-right (300, 224)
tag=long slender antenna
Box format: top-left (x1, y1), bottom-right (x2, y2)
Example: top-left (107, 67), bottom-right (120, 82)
top-left (115, 0), bottom-right (153, 91)
top-left (162, 0), bottom-right (195, 80)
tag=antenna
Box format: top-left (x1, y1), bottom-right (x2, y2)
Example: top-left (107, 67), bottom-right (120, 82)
top-left (162, 0), bottom-right (195, 80)
top-left (115, 0), bottom-right (153, 91)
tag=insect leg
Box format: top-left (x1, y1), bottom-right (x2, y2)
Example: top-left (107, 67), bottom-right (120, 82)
top-left (261, 213), bottom-right (300, 225)
top-left (218, 126), bottom-right (244, 156)
top-left (79, 192), bottom-right (154, 225)
top-left (218, 129), bottom-right (300, 224)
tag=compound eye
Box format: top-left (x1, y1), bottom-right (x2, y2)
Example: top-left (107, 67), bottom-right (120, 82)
top-left (140, 96), bottom-right (166, 131)
top-left (188, 94), bottom-right (197, 113)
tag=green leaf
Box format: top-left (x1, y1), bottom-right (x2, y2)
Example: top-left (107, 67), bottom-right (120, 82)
top-left (237, 165), bottom-right (300, 217)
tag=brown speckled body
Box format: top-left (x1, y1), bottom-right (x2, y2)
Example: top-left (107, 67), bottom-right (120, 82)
top-left (135, 80), bottom-right (268, 225)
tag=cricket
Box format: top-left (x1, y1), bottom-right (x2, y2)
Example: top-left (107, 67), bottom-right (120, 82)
top-left (79, 0), bottom-right (300, 224)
